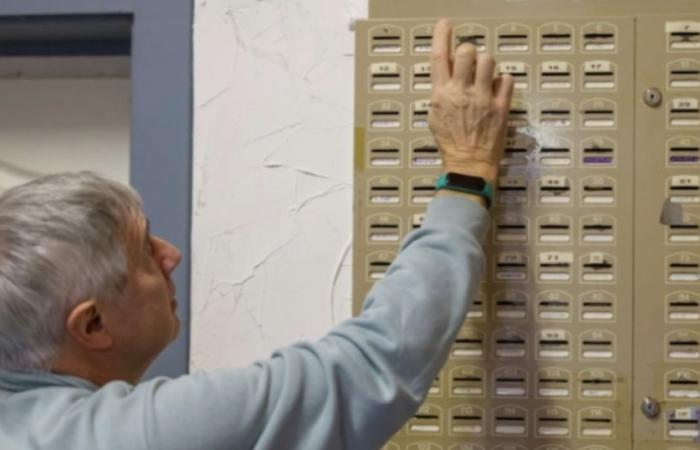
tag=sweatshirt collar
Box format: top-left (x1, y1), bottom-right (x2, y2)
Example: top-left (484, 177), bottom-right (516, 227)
top-left (0, 370), bottom-right (97, 393)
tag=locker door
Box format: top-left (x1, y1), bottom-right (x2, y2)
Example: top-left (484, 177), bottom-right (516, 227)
top-left (634, 15), bottom-right (700, 450)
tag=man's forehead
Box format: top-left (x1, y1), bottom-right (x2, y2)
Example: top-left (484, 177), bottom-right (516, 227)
top-left (125, 212), bottom-right (150, 266)
top-left (129, 211), bottom-right (147, 234)
top-left (126, 211), bottom-right (149, 246)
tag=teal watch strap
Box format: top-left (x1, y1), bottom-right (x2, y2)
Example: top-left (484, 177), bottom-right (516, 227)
top-left (435, 173), bottom-right (494, 209)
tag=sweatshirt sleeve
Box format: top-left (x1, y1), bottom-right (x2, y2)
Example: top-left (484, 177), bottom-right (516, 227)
top-left (81, 197), bottom-right (490, 450)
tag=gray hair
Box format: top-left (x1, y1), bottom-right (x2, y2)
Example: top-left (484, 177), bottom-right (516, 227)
top-left (0, 172), bottom-right (142, 371)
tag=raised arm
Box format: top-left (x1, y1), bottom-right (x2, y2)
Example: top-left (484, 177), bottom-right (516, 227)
top-left (68, 19), bottom-right (513, 450)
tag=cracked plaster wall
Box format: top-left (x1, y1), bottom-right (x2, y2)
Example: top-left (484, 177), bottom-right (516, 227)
top-left (191, 0), bottom-right (367, 370)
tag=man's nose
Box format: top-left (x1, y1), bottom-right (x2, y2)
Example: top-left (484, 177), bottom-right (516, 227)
top-left (153, 236), bottom-right (182, 275)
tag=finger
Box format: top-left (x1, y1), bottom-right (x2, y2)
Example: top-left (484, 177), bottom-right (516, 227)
top-left (494, 73), bottom-right (515, 108)
top-left (492, 75), bottom-right (502, 96)
top-left (430, 19), bottom-right (452, 86)
top-left (474, 53), bottom-right (496, 92)
top-left (452, 43), bottom-right (477, 87)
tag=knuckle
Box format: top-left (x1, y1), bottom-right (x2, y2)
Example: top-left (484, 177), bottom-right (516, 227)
top-left (478, 53), bottom-right (495, 65)
top-left (430, 52), bottom-right (448, 64)
top-left (455, 43), bottom-right (476, 58)
top-left (430, 89), bottom-right (447, 102)
top-left (430, 94), bottom-right (443, 110)
top-left (434, 83), bottom-right (456, 99)
top-left (493, 101), bottom-right (509, 116)
top-left (472, 95), bottom-right (489, 108)
top-left (492, 99), bottom-right (506, 112)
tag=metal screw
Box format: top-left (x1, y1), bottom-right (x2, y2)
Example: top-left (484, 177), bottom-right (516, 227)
top-left (641, 396), bottom-right (660, 418)
top-left (644, 87), bottom-right (663, 108)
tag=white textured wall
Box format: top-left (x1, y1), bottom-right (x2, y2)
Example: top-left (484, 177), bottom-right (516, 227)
top-left (0, 79), bottom-right (130, 192)
top-left (191, 0), bottom-right (367, 370)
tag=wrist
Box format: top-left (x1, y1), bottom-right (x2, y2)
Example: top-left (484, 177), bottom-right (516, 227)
top-left (444, 162), bottom-right (498, 184)
top-left (436, 173), bottom-right (494, 209)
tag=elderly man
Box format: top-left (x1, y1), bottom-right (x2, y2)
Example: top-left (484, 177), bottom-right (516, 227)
top-left (0, 20), bottom-right (512, 450)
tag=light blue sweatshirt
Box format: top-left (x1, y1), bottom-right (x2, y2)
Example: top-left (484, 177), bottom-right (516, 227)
top-left (0, 197), bottom-right (488, 450)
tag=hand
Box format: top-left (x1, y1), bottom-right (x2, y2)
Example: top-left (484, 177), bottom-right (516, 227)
top-left (428, 19), bottom-right (514, 184)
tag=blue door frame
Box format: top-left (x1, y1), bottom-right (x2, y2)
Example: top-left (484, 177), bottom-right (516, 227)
top-left (0, 0), bottom-right (193, 379)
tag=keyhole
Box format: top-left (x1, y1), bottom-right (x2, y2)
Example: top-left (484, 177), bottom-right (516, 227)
top-left (644, 87), bottom-right (663, 108)
top-left (641, 396), bottom-right (660, 418)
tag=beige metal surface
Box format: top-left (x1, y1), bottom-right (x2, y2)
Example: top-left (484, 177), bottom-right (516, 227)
top-left (634, 14), bottom-right (700, 450)
top-left (354, 2), bottom-right (700, 449)
top-left (369, 0), bottom-right (700, 20)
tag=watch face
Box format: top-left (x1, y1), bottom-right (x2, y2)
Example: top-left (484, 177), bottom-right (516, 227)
top-left (446, 172), bottom-right (487, 190)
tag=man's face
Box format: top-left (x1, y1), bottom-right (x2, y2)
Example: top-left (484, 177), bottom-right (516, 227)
top-left (102, 213), bottom-right (182, 368)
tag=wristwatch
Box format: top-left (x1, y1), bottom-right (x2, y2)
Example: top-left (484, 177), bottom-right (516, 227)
top-left (435, 172), bottom-right (494, 209)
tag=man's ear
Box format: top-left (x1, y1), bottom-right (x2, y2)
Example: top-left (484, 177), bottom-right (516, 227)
top-left (65, 300), bottom-right (113, 351)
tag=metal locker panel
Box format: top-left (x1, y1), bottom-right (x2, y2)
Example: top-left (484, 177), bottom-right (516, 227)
top-left (354, 15), bottom-right (636, 450)
top-left (357, 2), bottom-right (700, 449)
top-left (369, 0), bottom-right (700, 20)
top-left (634, 14), bottom-right (700, 450)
